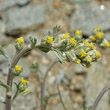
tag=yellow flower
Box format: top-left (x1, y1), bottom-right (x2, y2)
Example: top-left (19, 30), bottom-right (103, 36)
top-left (91, 36), bottom-right (96, 42)
top-left (69, 38), bottom-right (77, 45)
top-left (21, 77), bottom-right (28, 85)
top-left (96, 26), bottom-right (102, 31)
top-left (75, 59), bottom-right (81, 64)
top-left (46, 36), bottom-right (53, 44)
top-left (95, 51), bottom-right (101, 59)
top-left (96, 32), bottom-right (104, 39)
top-left (105, 42), bottom-right (110, 47)
top-left (88, 42), bottom-right (96, 49)
top-left (80, 51), bottom-right (88, 58)
top-left (16, 37), bottom-right (24, 45)
top-left (15, 65), bottom-right (22, 73)
top-left (84, 40), bottom-right (88, 44)
top-left (75, 30), bottom-right (82, 35)
top-left (86, 57), bottom-right (92, 63)
top-left (88, 43), bottom-right (94, 48)
top-left (64, 32), bottom-right (70, 38)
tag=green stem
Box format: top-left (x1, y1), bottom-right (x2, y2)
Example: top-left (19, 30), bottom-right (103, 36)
top-left (57, 83), bottom-right (67, 110)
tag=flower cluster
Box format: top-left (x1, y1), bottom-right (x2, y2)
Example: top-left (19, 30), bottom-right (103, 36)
top-left (12, 64), bottom-right (30, 95)
top-left (89, 26), bottom-right (110, 47)
top-left (39, 26), bottom-right (108, 68)
top-left (18, 77), bottom-right (30, 95)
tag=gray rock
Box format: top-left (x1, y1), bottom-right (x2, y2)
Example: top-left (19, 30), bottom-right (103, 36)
top-left (72, 64), bottom-right (87, 75)
top-left (2, 4), bottom-right (46, 35)
top-left (5, 43), bottom-right (16, 57)
top-left (104, 31), bottom-right (110, 41)
top-left (0, 74), bottom-right (7, 110)
top-left (71, 1), bottom-right (110, 35)
top-left (68, 0), bottom-right (89, 3)
top-left (0, 0), bottom-right (30, 11)
top-left (0, 32), bottom-right (9, 46)
top-left (18, 58), bottom-right (31, 78)
top-left (85, 59), bottom-right (110, 110)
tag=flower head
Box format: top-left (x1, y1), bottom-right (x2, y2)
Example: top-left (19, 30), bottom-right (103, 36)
top-left (96, 26), bottom-right (102, 31)
top-left (46, 36), bottom-right (53, 44)
top-left (75, 30), bottom-right (82, 35)
top-left (105, 42), bottom-right (110, 47)
top-left (80, 51), bottom-right (88, 58)
top-left (88, 43), bottom-right (94, 48)
top-left (96, 32), bottom-right (104, 39)
top-left (16, 37), bottom-right (24, 45)
top-left (91, 36), bottom-right (96, 42)
top-left (75, 59), bottom-right (81, 64)
top-left (15, 65), bottom-right (22, 73)
top-left (64, 32), bottom-right (70, 38)
top-left (69, 38), bottom-right (77, 45)
top-left (95, 51), bottom-right (101, 59)
top-left (86, 57), bottom-right (92, 63)
top-left (21, 77), bottom-right (28, 85)
top-left (84, 40), bottom-right (88, 44)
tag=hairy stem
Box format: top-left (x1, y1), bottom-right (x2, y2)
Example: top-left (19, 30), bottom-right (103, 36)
top-left (41, 59), bottom-right (58, 110)
top-left (5, 46), bottom-right (31, 110)
top-left (57, 83), bottom-right (67, 110)
top-left (92, 81), bottom-right (110, 110)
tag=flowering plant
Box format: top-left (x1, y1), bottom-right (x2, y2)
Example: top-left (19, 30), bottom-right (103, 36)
top-left (0, 26), bottom-right (109, 110)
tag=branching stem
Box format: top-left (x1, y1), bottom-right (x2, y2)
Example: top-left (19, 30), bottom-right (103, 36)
top-left (41, 59), bottom-right (58, 110)
top-left (5, 46), bottom-right (31, 110)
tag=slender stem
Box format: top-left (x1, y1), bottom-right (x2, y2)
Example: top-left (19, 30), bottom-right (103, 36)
top-left (92, 81), bottom-right (110, 110)
top-left (57, 83), bottom-right (67, 110)
top-left (41, 59), bottom-right (58, 110)
top-left (5, 46), bottom-right (31, 110)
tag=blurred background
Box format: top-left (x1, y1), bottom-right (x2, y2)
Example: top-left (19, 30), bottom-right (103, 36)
top-left (0, 0), bottom-right (110, 110)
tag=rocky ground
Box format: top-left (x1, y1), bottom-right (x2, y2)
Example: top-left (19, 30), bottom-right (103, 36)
top-left (0, 0), bottom-right (110, 110)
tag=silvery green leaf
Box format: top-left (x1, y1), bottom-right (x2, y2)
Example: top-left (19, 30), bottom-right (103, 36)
top-left (0, 80), bottom-right (11, 91)
top-left (29, 36), bottom-right (37, 49)
top-left (65, 51), bottom-right (76, 62)
top-left (54, 50), bottom-right (66, 63)
top-left (31, 63), bottom-right (39, 72)
top-left (0, 96), bottom-right (5, 104)
top-left (53, 25), bottom-right (61, 37)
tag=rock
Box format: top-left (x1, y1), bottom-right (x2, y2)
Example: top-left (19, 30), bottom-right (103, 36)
top-left (0, 32), bottom-right (9, 46)
top-left (2, 4), bottom-right (46, 35)
top-left (85, 59), bottom-right (110, 110)
top-left (0, 20), bottom-right (6, 33)
top-left (0, 73), bottom-right (7, 110)
top-left (104, 31), bottom-right (110, 41)
top-left (69, 0), bottom-right (89, 3)
top-left (56, 70), bottom-right (71, 85)
top-left (72, 64), bottom-right (87, 75)
top-left (5, 43), bottom-right (16, 57)
top-left (18, 58), bottom-right (31, 77)
top-left (0, 0), bottom-right (30, 11)
top-left (71, 1), bottom-right (110, 35)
